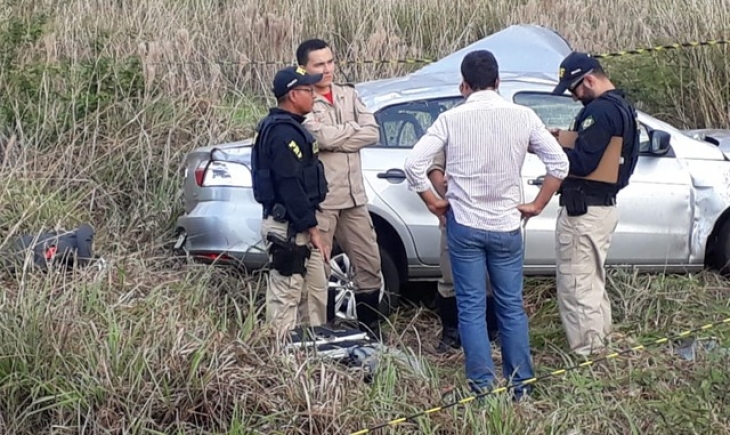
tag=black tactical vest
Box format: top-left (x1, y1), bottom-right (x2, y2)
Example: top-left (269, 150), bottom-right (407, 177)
top-left (568, 91), bottom-right (641, 194)
top-left (600, 91), bottom-right (640, 191)
top-left (251, 113), bottom-right (328, 209)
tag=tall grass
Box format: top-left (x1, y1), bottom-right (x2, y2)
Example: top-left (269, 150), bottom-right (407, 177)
top-left (0, 0), bottom-right (729, 433)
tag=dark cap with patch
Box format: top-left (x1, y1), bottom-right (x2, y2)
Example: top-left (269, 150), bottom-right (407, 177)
top-left (272, 66), bottom-right (323, 98)
top-left (552, 51), bottom-right (602, 95)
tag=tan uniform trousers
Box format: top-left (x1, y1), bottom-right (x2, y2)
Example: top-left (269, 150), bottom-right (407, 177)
top-left (317, 205), bottom-right (382, 294)
top-left (260, 216), bottom-right (328, 337)
top-left (438, 221), bottom-right (493, 298)
top-left (555, 205), bottom-right (619, 355)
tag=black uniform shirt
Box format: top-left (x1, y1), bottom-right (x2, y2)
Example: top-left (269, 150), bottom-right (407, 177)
top-left (263, 108), bottom-right (319, 232)
top-left (565, 89), bottom-right (627, 178)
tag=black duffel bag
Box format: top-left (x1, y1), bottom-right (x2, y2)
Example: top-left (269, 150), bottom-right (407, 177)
top-left (4, 223), bottom-right (96, 272)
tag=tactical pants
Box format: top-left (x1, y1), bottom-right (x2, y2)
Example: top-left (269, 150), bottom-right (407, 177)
top-left (555, 205), bottom-right (619, 356)
top-left (261, 216), bottom-right (328, 337)
top-left (317, 205), bottom-right (383, 295)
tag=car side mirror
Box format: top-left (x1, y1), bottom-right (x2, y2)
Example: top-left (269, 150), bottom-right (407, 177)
top-left (649, 129), bottom-right (671, 155)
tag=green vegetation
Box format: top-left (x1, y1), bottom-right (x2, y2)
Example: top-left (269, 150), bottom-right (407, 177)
top-left (0, 0), bottom-right (729, 433)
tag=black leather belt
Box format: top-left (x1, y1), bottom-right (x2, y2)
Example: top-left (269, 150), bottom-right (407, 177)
top-left (583, 195), bottom-right (616, 206)
top-left (559, 194), bottom-right (616, 207)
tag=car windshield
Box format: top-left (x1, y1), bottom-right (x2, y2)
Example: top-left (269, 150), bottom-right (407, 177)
top-left (513, 91), bottom-right (652, 152)
top-left (512, 91), bottom-right (583, 130)
top-left (373, 91), bottom-right (655, 150)
top-left (375, 97), bottom-right (464, 147)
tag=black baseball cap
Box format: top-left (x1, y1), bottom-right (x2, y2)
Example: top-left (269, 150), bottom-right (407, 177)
top-left (552, 51), bottom-right (602, 95)
top-left (272, 66), bottom-right (323, 98)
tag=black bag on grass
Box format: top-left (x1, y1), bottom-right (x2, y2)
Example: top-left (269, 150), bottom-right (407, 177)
top-left (4, 223), bottom-right (96, 272)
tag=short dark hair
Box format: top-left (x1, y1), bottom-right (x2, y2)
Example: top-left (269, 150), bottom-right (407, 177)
top-left (296, 39), bottom-right (330, 66)
top-left (460, 50), bottom-right (499, 91)
top-left (590, 66), bottom-right (607, 77)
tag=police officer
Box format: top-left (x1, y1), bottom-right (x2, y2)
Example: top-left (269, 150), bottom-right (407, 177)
top-left (251, 65), bottom-right (331, 338)
top-left (551, 52), bottom-right (640, 356)
top-left (427, 149), bottom-right (499, 353)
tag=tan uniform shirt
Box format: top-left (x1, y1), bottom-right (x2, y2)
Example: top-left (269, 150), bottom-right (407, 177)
top-left (303, 83), bottom-right (379, 210)
top-left (428, 149), bottom-right (446, 175)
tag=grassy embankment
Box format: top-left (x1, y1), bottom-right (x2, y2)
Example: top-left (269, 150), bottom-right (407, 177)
top-left (0, 0), bottom-right (729, 433)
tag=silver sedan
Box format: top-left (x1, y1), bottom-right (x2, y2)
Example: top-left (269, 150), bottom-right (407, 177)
top-left (174, 24), bottom-right (730, 321)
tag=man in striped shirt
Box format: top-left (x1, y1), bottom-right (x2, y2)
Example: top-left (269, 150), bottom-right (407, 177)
top-left (404, 49), bottom-right (569, 400)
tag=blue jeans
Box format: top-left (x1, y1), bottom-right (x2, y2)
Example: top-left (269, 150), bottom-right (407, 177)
top-left (446, 209), bottom-right (534, 399)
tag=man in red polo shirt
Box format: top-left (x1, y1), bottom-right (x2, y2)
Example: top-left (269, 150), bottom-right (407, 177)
top-left (296, 39), bottom-right (385, 339)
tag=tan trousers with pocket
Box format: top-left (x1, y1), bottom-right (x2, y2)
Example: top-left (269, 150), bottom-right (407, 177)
top-left (555, 205), bottom-right (619, 355)
top-left (260, 216), bottom-right (327, 337)
top-left (316, 204), bottom-right (382, 294)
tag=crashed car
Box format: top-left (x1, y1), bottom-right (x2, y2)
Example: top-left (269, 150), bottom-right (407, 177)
top-left (684, 128), bottom-right (730, 155)
top-left (174, 24), bottom-right (730, 321)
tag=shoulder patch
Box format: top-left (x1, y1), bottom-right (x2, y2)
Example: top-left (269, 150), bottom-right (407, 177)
top-left (312, 140), bottom-right (319, 154)
top-left (288, 140), bottom-right (303, 159)
top-left (580, 116), bottom-right (595, 130)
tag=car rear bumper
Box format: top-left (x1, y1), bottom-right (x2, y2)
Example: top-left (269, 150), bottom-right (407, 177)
top-left (175, 200), bottom-right (268, 269)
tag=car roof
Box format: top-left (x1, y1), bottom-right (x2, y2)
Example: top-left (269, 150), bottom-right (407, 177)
top-left (356, 77), bottom-right (561, 113)
top-left (354, 23), bottom-right (573, 112)
top-left (197, 24), bottom-right (725, 161)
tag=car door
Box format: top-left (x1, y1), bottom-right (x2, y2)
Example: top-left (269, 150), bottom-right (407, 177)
top-left (513, 91), bottom-right (692, 271)
top-left (360, 96), bottom-right (464, 266)
top-left (511, 92), bottom-right (583, 273)
top-left (606, 122), bottom-right (692, 268)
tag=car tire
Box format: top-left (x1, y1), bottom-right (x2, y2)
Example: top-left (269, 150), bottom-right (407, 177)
top-left (378, 247), bottom-right (401, 317)
top-left (708, 218), bottom-right (730, 277)
top-left (326, 244), bottom-right (401, 323)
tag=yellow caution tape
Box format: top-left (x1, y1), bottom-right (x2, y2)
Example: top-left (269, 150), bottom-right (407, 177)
top-left (592, 39), bottom-right (729, 58)
top-left (347, 316), bottom-right (730, 435)
top-left (133, 37), bottom-right (730, 67)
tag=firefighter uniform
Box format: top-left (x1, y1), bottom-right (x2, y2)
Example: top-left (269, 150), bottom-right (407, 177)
top-left (302, 83), bottom-right (384, 336)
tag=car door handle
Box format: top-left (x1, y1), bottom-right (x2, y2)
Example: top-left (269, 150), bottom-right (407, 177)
top-left (377, 168), bottom-right (407, 180)
top-left (528, 175), bottom-right (545, 186)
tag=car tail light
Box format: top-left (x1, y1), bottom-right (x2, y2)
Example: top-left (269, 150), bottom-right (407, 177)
top-left (194, 160), bottom-right (253, 188)
top-left (194, 161), bottom-right (208, 186)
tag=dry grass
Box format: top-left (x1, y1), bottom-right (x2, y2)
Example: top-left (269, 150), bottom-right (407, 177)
top-left (1, 0), bottom-right (730, 433)
top-left (0, 262), bottom-right (728, 434)
top-left (4, 0), bottom-right (729, 124)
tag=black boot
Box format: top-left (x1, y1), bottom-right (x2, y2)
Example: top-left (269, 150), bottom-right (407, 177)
top-left (355, 290), bottom-right (384, 341)
top-left (486, 295), bottom-right (499, 343)
top-left (436, 294), bottom-right (461, 353)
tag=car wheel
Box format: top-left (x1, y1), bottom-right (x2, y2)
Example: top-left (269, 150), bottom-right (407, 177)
top-left (708, 219), bottom-right (730, 276)
top-left (327, 245), bottom-right (401, 323)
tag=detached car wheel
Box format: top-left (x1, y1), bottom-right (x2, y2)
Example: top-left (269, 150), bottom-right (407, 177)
top-left (327, 245), bottom-right (401, 323)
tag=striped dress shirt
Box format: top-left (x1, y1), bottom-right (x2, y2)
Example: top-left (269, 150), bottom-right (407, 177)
top-left (404, 90), bottom-right (569, 233)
